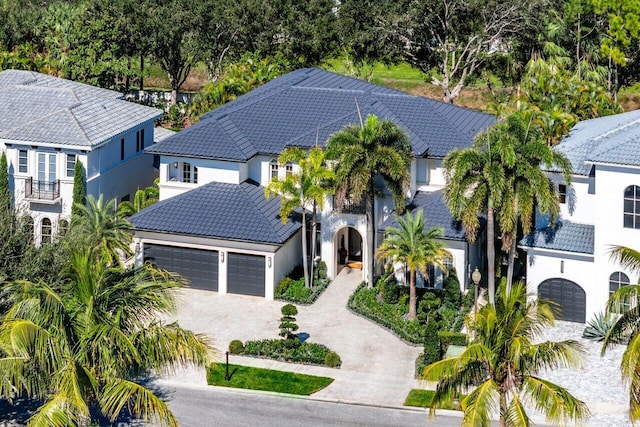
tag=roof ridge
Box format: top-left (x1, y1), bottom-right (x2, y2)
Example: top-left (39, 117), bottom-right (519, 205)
top-left (592, 116), bottom-right (640, 143)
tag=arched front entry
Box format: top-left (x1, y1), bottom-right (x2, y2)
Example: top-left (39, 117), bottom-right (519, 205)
top-left (333, 226), bottom-right (364, 278)
top-left (538, 278), bottom-right (586, 323)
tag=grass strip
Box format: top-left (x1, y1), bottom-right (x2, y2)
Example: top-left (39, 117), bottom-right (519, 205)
top-left (207, 363), bottom-right (333, 395)
top-left (404, 389), bottom-right (463, 410)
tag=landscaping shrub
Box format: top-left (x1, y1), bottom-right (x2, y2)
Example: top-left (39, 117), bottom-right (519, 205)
top-left (324, 351), bottom-right (341, 368)
top-left (443, 269), bottom-right (461, 307)
top-left (438, 305), bottom-right (459, 331)
top-left (462, 283), bottom-right (476, 309)
top-left (275, 277), bottom-right (294, 297)
top-left (228, 339), bottom-right (245, 355)
top-left (438, 331), bottom-right (468, 347)
top-left (279, 304), bottom-right (299, 341)
top-left (415, 318), bottom-right (441, 378)
top-left (398, 293), bottom-right (409, 307)
top-left (242, 339), bottom-right (341, 367)
top-left (277, 276), bottom-right (331, 305)
top-left (417, 293), bottom-right (441, 324)
top-left (583, 312), bottom-right (618, 342)
top-left (317, 261), bottom-right (327, 279)
top-left (381, 279), bottom-right (399, 304)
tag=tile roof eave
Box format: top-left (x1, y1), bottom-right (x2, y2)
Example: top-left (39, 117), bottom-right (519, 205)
top-left (131, 225), bottom-right (296, 246)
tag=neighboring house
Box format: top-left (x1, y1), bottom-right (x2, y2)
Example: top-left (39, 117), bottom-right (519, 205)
top-left (0, 70), bottom-right (163, 244)
top-left (521, 109), bottom-right (640, 323)
top-left (130, 68), bottom-right (494, 299)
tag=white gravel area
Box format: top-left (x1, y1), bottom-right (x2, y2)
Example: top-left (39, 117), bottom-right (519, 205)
top-left (532, 321), bottom-right (630, 426)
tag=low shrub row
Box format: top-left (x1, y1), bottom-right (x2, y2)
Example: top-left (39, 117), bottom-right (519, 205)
top-left (232, 338), bottom-right (342, 368)
top-left (276, 277), bottom-right (331, 304)
top-left (348, 282), bottom-right (425, 344)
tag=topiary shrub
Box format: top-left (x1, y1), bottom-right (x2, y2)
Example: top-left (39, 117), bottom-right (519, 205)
top-left (228, 339), bottom-right (245, 355)
top-left (324, 351), bottom-right (342, 368)
top-left (416, 318), bottom-right (441, 377)
top-left (417, 292), bottom-right (441, 325)
top-left (381, 279), bottom-right (399, 304)
top-left (443, 268), bottom-right (461, 307)
top-left (275, 277), bottom-right (294, 297)
top-left (317, 261), bottom-right (327, 279)
top-left (279, 304), bottom-right (299, 341)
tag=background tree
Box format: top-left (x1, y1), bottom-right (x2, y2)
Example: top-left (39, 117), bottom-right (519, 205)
top-left (71, 159), bottom-right (86, 222)
top-left (422, 281), bottom-right (589, 426)
top-left (377, 210), bottom-right (450, 320)
top-left (0, 247), bottom-right (214, 426)
top-left (326, 114), bottom-right (411, 287)
top-left (0, 152), bottom-right (10, 217)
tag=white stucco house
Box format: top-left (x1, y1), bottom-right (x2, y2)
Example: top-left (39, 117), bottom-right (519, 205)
top-left (521, 109), bottom-right (640, 323)
top-left (0, 69), bottom-right (164, 244)
top-left (130, 68), bottom-right (495, 299)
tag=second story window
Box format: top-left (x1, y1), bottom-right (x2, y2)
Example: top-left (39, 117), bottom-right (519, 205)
top-left (285, 162), bottom-right (293, 178)
top-left (182, 162), bottom-right (198, 184)
top-left (66, 154), bottom-right (76, 178)
top-left (270, 159), bottom-right (279, 180)
top-left (18, 149), bottom-right (28, 173)
top-left (136, 130), bottom-right (141, 152)
top-left (558, 184), bottom-right (567, 204)
top-left (41, 218), bottom-right (52, 244)
top-left (624, 185), bottom-right (640, 229)
top-left (120, 138), bottom-right (125, 161)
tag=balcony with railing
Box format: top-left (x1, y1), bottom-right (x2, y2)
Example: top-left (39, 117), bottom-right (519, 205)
top-left (25, 177), bottom-right (60, 202)
top-left (332, 195), bottom-right (366, 214)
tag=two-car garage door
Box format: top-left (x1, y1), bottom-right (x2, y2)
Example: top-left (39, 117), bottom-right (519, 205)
top-left (143, 244), bottom-right (265, 297)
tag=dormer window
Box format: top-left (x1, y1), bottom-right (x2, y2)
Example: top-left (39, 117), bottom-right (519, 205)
top-left (182, 162), bottom-right (198, 184)
top-left (270, 159), bottom-right (279, 180)
top-left (624, 185), bottom-right (640, 229)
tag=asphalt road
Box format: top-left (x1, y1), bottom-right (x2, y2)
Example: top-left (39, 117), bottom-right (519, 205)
top-left (157, 383), bottom-right (467, 427)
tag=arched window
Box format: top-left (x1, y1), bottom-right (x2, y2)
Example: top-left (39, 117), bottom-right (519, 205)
top-left (270, 159), bottom-right (279, 180)
top-left (610, 271), bottom-right (631, 312)
top-left (624, 185), bottom-right (640, 229)
top-left (285, 162), bottom-right (293, 178)
top-left (182, 162), bottom-right (197, 183)
top-left (41, 218), bottom-right (52, 244)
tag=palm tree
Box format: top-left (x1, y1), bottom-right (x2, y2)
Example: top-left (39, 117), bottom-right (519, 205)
top-left (326, 114), bottom-right (411, 287)
top-left (604, 245), bottom-right (640, 423)
top-left (265, 147), bottom-right (333, 288)
top-left (376, 210), bottom-right (450, 320)
top-left (0, 247), bottom-right (214, 426)
top-left (72, 194), bottom-right (133, 266)
top-left (117, 179), bottom-right (160, 218)
top-left (422, 281), bottom-right (589, 426)
top-left (443, 131), bottom-right (506, 305)
top-left (494, 112), bottom-right (572, 292)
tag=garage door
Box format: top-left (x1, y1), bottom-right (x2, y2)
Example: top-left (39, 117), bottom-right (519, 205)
top-left (227, 253), bottom-right (265, 297)
top-left (144, 244), bottom-right (218, 291)
top-left (538, 278), bottom-right (586, 323)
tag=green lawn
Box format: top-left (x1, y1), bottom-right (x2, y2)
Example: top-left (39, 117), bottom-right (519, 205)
top-left (404, 389), bottom-right (463, 410)
top-left (324, 59), bottom-right (426, 91)
top-left (206, 363), bottom-right (333, 395)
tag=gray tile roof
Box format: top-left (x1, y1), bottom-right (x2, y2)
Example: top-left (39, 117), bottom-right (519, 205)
top-left (0, 70), bottom-right (162, 148)
top-left (153, 127), bottom-right (176, 143)
top-left (379, 190), bottom-right (467, 241)
top-left (129, 181), bottom-right (302, 245)
top-left (147, 68), bottom-right (495, 161)
top-left (519, 220), bottom-right (594, 254)
top-left (555, 109), bottom-right (640, 175)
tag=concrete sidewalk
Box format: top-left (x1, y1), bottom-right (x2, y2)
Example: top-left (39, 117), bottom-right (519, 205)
top-left (161, 267), bottom-right (425, 407)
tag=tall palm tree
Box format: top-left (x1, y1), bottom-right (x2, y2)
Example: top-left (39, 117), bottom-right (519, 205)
top-left (443, 131), bottom-right (506, 305)
top-left (376, 210), bottom-right (450, 320)
top-left (422, 281), bottom-right (589, 426)
top-left (265, 147), bottom-right (334, 288)
top-left (72, 194), bottom-right (133, 266)
top-left (326, 114), bottom-right (411, 287)
top-left (0, 247), bottom-right (214, 426)
top-left (495, 112), bottom-right (572, 292)
top-left (604, 245), bottom-right (640, 423)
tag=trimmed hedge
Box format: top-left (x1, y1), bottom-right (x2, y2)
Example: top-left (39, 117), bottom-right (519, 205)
top-left (241, 339), bottom-right (341, 367)
top-left (276, 277), bottom-right (331, 305)
top-left (438, 331), bottom-right (468, 347)
top-left (348, 282), bottom-right (425, 344)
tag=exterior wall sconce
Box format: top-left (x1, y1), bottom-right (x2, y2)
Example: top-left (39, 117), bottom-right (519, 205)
top-left (268, 257), bottom-right (272, 268)
top-left (220, 252), bottom-right (225, 263)
top-left (135, 242), bottom-right (141, 255)
top-left (560, 260), bottom-right (564, 273)
top-left (173, 162), bottom-right (179, 169)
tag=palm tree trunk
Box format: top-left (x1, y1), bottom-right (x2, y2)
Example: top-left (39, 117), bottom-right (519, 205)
top-left (499, 391), bottom-right (508, 427)
top-left (409, 268), bottom-right (417, 320)
top-left (309, 202), bottom-right (317, 287)
top-left (366, 188), bottom-right (375, 288)
top-left (301, 210), bottom-right (309, 288)
top-left (487, 203), bottom-right (496, 306)
top-left (506, 231), bottom-right (517, 294)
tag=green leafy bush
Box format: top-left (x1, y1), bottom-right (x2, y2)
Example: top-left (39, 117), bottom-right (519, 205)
top-left (228, 340), bottom-right (245, 355)
top-left (437, 305), bottom-right (459, 331)
top-left (242, 339), bottom-right (340, 367)
top-left (438, 331), bottom-right (468, 347)
top-left (443, 269), bottom-right (462, 307)
top-left (275, 277), bottom-right (294, 296)
top-left (381, 278), bottom-right (399, 304)
top-left (277, 277), bottom-right (331, 305)
top-left (324, 351), bottom-right (341, 368)
top-left (415, 318), bottom-right (441, 378)
top-left (583, 312), bottom-right (617, 342)
top-left (317, 261), bottom-right (327, 279)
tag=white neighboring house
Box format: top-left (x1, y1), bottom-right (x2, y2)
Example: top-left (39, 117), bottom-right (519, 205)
top-left (0, 70), bottom-right (163, 244)
top-left (521, 109), bottom-right (640, 323)
top-left (130, 68), bottom-right (495, 299)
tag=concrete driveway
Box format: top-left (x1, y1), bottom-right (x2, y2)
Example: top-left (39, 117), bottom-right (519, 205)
top-left (163, 267), bottom-right (424, 407)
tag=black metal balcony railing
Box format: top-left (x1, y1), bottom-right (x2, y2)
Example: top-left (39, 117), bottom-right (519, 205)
top-left (332, 195), bottom-right (366, 214)
top-left (25, 177), bottom-right (60, 200)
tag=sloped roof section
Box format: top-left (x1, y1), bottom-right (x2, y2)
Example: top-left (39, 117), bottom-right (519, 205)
top-left (147, 68), bottom-right (494, 161)
top-left (519, 220), bottom-right (594, 254)
top-left (129, 181), bottom-right (302, 245)
top-left (0, 69), bottom-right (162, 148)
top-left (555, 109), bottom-right (640, 175)
top-left (379, 190), bottom-right (467, 241)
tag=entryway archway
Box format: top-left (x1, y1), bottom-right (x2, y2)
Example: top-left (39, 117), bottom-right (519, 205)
top-left (334, 226), bottom-right (364, 276)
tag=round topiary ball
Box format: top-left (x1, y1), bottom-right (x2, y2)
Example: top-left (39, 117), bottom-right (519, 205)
top-left (281, 303), bottom-right (298, 316)
top-left (228, 339), bottom-right (245, 355)
top-left (324, 351), bottom-right (341, 368)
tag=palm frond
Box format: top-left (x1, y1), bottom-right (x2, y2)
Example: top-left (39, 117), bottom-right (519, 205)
top-left (522, 376), bottom-right (589, 423)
